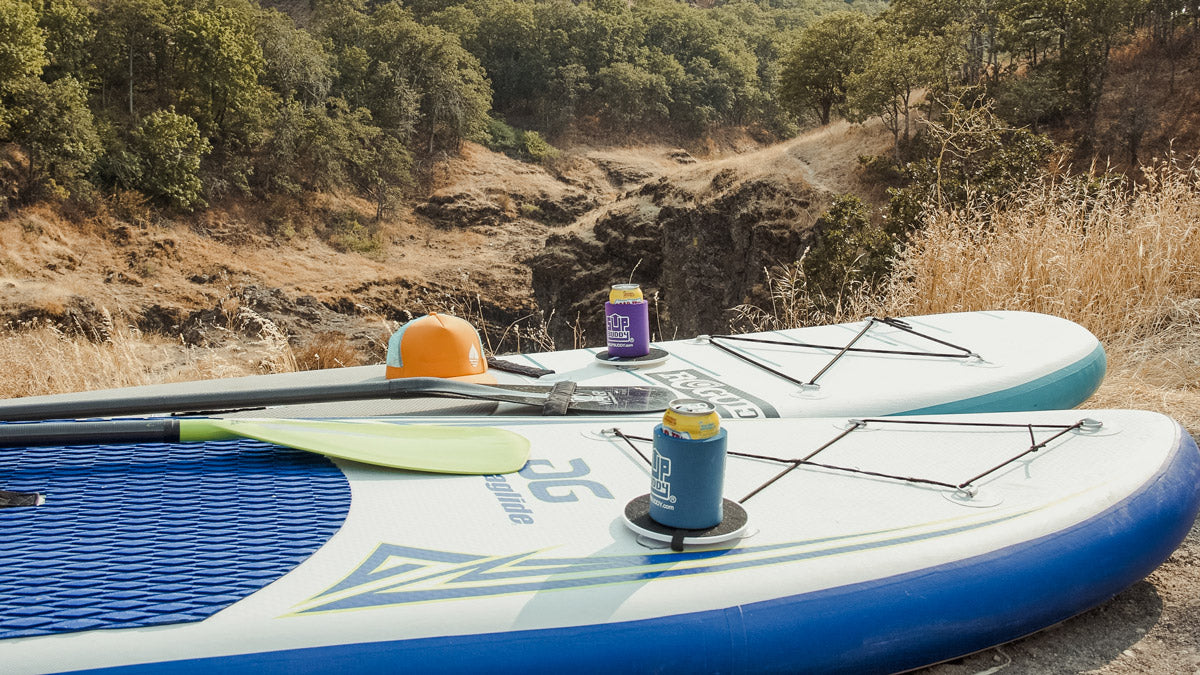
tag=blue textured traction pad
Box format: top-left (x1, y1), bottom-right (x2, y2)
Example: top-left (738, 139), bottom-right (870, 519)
top-left (0, 437), bottom-right (351, 640)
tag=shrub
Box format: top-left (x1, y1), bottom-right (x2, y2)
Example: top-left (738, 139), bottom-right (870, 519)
top-left (6, 75), bottom-right (100, 201)
top-left (483, 116), bottom-right (520, 155)
top-left (129, 108), bottom-right (211, 210)
top-left (326, 213), bottom-right (382, 255)
top-left (482, 116), bottom-right (559, 165)
top-left (521, 130), bottom-right (558, 164)
top-left (801, 194), bottom-right (894, 316)
top-left (886, 97), bottom-right (1057, 233)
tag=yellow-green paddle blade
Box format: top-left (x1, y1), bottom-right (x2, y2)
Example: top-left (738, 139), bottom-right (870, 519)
top-left (179, 418), bottom-right (530, 474)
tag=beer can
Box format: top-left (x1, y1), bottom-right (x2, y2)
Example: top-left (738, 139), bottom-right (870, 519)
top-left (650, 398), bottom-right (727, 530)
top-left (609, 283), bottom-right (644, 304)
top-left (661, 399), bottom-right (720, 439)
top-left (604, 284), bottom-right (650, 358)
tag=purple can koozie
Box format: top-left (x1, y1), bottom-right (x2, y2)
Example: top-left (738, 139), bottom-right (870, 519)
top-left (605, 300), bottom-right (650, 357)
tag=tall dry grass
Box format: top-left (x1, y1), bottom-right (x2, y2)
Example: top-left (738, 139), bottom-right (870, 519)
top-left (877, 163), bottom-right (1200, 339)
top-left (755, 160), bottom-right (1200, 428)
top-left (879, 162), bottom-right (1200, 427)
top-left (0, 313), bottom-right (299, 399)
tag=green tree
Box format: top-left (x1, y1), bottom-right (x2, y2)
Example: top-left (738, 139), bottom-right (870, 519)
top-left (883, 0), bottom-right (1008, 88)
top-left (92, 0), bottom-right (170, 118)
top-left (167, 2), bottom-right (271, 196)
top-left (318, 2), bottom-right (490, 154)
top-left (0, 0), bottom-right (46, 136)
top-left (0, 0), bottom-right (46, 90)
top-left (7, 76), bottom-right (100, 200)
top-left (255, 97), bottom-right (381, 196)
top-left (313, 0), bottom-right (372, 105)
top-left (539, 62), bottom-right (589, 133)
top-left (997, 0), bottom-right (1062, 68)
top-left (254, 99), bottom-right (316, 195)
top-left (257, 96), bottom-right (411, 217)
top-left (255, 8), bottom-right (333, 106)
top-left (440, 0), bottom-right (539, 119)
top-left (357, 3), bottom-right (490, 152)
top-left (846, 32), bottom-right (939, 152)
top-left (1056, 0), bottom-right (1140, 148)
top-left (634, 0), bottom-right (759, 132)
top-left (36, 0), bottom-right (95, 83)
top-left (128, 107), bottom-right (211, 209)
top-left (991, 68), bottom-right (1069, 130)
top-left (803, 193), bottom-right (893, 311)
top-left (344, 122), bottom-right (411, 220)
top-left (405, 26), bottom-right (492, 152)
top-left (171, 5), bottom-right (266, 140)
top-left (994, 0), bottom-right (1139, 149)
top-left (778, 11), bottom-right (875, 125)
top-left (710, 0), bottom-right (796, 134)
top-left (592, 61), bottom-right (671, 130)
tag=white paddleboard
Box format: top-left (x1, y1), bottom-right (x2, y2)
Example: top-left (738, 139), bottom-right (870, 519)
top-left (2, 409), bottom-right (1196, 673)
top-left (7, 311), bottom-right (1106, 419)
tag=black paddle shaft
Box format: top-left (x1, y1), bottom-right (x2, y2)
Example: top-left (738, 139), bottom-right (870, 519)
top-left (0, 378), bottom-right (673, 421)
top-left (0, 419), bottom-right (182, 447)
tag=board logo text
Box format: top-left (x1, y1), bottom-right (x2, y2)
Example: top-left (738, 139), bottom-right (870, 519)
top-left (647, 369), bottom-right (779, 418)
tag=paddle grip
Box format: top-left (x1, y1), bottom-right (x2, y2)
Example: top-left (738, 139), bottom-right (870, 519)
top-left (0, 419), bottom-right (182, 448)
top-left (0, 382), bottom-right (397, 421)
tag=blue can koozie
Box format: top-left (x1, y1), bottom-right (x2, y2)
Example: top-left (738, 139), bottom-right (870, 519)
top-left (605, 300), bottom-right (651, 357)
top-left (649, 425), bottom-right (727, 529)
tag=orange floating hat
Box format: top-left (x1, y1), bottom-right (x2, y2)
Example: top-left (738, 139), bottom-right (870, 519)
top-left (385, 313), bottom-right (495, 383)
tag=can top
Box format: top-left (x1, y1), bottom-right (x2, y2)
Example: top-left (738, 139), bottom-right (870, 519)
top-left (668, 398), bottom-right (717, 416)
top-left (609, 283), bottom-right (644, 303)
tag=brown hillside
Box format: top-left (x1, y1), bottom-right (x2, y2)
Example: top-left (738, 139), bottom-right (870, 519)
top-left (0, 119), bottom-right (896, 393)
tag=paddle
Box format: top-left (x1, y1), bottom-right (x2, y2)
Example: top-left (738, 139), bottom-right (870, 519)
top-left (0, 418), bottom-right (531, 474)
top-left (0, 377), bottom-right (675, 422)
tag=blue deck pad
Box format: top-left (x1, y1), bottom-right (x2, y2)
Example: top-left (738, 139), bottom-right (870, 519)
top-left (0, 437), bottom-right (350, 639)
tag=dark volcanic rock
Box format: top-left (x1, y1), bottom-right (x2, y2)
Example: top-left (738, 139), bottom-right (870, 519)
top-left (659, 177), bottom-right (825, 337)
top-left (416, 187), bottom-right (599, 228)
top-left (415, 190), bottom-right (508, 228)
top-left (531, 173), bottom-right (831, 346)
top-left (592, 158), bottom-right (656, 189)
top-left (4, 295), bottom-right (113, 341)
top-left (530, 191), bottom-right (601, 225)
top-left (142, 286), bottom-right (364, 349)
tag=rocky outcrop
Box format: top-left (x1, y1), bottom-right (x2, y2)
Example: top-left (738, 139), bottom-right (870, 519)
top-left (0, 294), bottom-right (113, 341)
top-left (416, 190), bottom-right (509, 228)
top-left (416, 186), bottom-right (600, 228)
top-left (137, 286), bottom-right (367, 350)
top-left (135, 281), bottom-right (541, 360)
top-left (531, 171), bottom-right (831, 346)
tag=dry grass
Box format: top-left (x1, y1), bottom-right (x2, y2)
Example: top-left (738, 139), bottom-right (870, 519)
top-left (878, 162), bottom-right (1200, 427)
top-left (0, 321), bottom-right (286, 397)
top-left (295, 332), bottom-right (363, 371)
top-left (876, 163), bottom-right (1200, 337)
top-left (748, 159), bottom-right (1200, 428)
top-left (0, 295), bottom-right (309, 398)
top-left (230, 306), bottom-right (299, 374)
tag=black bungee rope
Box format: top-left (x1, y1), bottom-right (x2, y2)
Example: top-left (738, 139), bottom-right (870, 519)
top-left (606, 417), bottom-right (1092, 504)
top-left (708, 317), bottom-right (981, 388)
